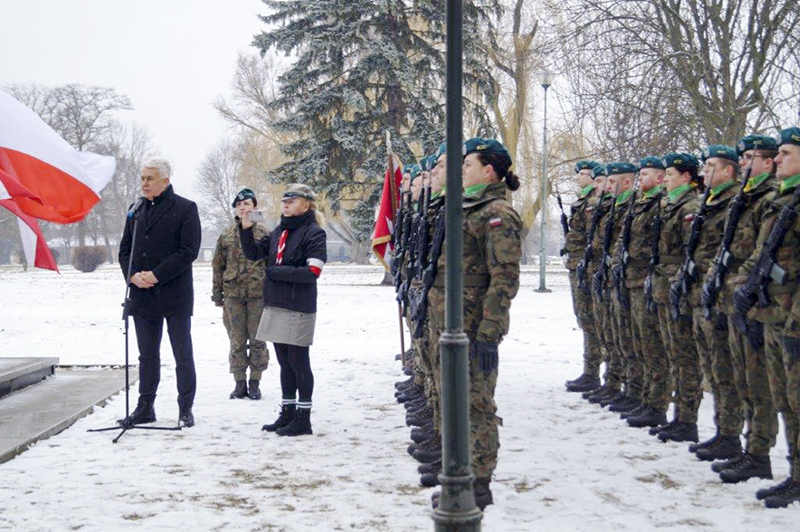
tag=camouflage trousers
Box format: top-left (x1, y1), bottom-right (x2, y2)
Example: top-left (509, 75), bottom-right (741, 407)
top-left (630, 289), bottom-right (670, 412)
top-left (428, 286), bottom-right (500, 480)
top-left (611, 289), bottom-right (641, 400)
top-left (590, 285), bottom-right (622, 390)
top-left (765, 324), bottom-right (800, 480)
top-left (568, 270), bottom-right (602, 377)
top-left (728, 318), bottom-right (778, 456)
top-left (659, 305), bottom-right (702, 423)
top-left (692, 309), bottom-right (742, 437)
top-left (223, 297), bottom-right (268, 381)
top-left (407, 305), bottom-right (436, 426)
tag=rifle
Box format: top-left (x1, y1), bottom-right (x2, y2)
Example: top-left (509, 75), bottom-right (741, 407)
top-left (414, 175), bottom-right (432, 281)
top-left (612, 173), bottom-right (639, 309)
top-left (669, 168), bottom-right (715, 321)
top-left (411, 206), bottom-right (446, 339)
top-left (556, 188), bottom-right (570, 256)
top-left (701, 162), bottom-right (753, 320)
top-left (592, 180), bottom-right (622, 301)
top-left (392, 190), bottom-right (409, 290)
top-left (644, 190), bottom-right (663, 312)
top-left (577, 193), bottom-right (606, 293)
top-left (397, 190), bottom-right (417, 311)
top-left (732, 183), bottom-right (800, 329)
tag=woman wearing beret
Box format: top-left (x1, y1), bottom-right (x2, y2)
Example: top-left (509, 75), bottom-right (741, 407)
top-left (240, 184), bottom-right (327, 436)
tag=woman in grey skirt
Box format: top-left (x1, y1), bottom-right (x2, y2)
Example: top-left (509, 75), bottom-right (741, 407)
top-left (240, 184), bottom-right (327, 436)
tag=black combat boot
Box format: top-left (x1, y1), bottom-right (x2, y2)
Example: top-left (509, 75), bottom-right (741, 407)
top-left (608, 396), bottom-right (640, 413)
top-left (588, 388), bottom-right (618, 404)
top-left (408, 434), bottom-right (439, 456)
top-left (276, 407), bottom-right (312, 437)
top-left (179, 409), bottom-right (195, 427)
top-left (719, 453), bottom-right (772, 483)
top-left (117, 400), bottom-right (156, 427)
top-left (582, 385), bottom-right (608, 400)
top-left (397, 386), bottom-right (424, 404)
top-left (262, 404), bottom-right (296, 432)
top-left (402, 393), bottom-right (426, 408)
top-left (658, 422), bottom-right (698, 443)
top-left (473, 477), bottom-right (493, 510)
top-left (650, 417), bottom-right (678, 436)
top-left (711, 453), bottom-right (746, 473)
top-left (756, 477), bottom-right (795, 501)
top-left (620, 403), bottom-right (648, 420)
top-left (410, 422), bottom-right (435, 444)
top-left (764, 480), bottom-right (800, 508)
top-left (566, 374), bottom-right (601, 393)
top-left (688, 429), bottom-right (719, 453)
top-left (230, 380), bottom-right (248, 399)
top-left (395, 377), bottom-right (414, 391)
top-left (420, 463), bottom-right (442, 487)
top-left (407, 406), bottom-right (434, 427)
top-left (412, 438), bottom-right (442, 463)
top-left (247, 380), bottom-right (261, 400)
top-left (695, 435), bottom-right (741, 462)
top-left (418, 459), bottom-right (442, 475)
top-left (599, 391), bottom-right (626, 408)
top-left (627, 407), bottom-right (667, 428)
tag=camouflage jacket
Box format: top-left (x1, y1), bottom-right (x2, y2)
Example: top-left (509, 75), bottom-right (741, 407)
top-left (736, 180), bottom-right (800, 324)
top-left (624, 186), bottom-right (664, 289)
top-left (212, 220), bottom-right (268, 303)
top-left (685, 182), bottom-right (738, 306)
top-left (718, 174), bottom-right (777, 315)
top-left (586, 195), bottom-right (613, 276)
top-left (432, 182), bottom-right (522, 343)
top-left (563, 185), bottom-right (595, 270)
top-left (653, 186), bottom-right (701, 304)
top-left (608, 189), bottom-right (638, 286)
top-left (589, 195), bottom-right (625, 283)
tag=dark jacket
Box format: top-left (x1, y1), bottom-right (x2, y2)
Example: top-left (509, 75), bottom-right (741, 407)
top-left (118, 185), bottom-right (202, 318)
top-left (240, 210), bottom-right (327, 314)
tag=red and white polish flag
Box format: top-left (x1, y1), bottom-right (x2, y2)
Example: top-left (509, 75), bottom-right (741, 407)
top-left (0, 180), bottom-right (58, 271)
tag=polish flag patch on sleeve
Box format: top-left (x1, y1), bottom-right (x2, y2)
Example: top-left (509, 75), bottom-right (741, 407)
top-left (489, 217), bottom-right (503, 227)
top-left (684, 213), bottom-right (695, 222)
top-left (307, 257), bottom-right (325, 277)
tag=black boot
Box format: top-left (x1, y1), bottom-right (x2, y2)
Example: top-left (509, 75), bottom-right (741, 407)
top-left (599, 392), bottom-right (626, 408)
top-left (395, 377), bottom-right (414, 391)
top-left (230, 380), bottom-right (248, 399)
top-left (410, 422), bottom-right (435, 444)
top-left (712, 452), bottom-right (746, 473)
top-left (719, 453), bottom-right (772, 483)
top-left (608, 397), bottom-right (639, 413)
top-left (658, 422), bottom-right (698, 443)
top-left (588, 388), bottom-right (618, 404)
top-left (247, 379), bottom-right (261, 400)
top-left (756, 477), bottom-right (795, 501)
top-left (418, 459), bottom-right (442, 475)
top-left (566, 374), bottom-right (601, 393)
top-left (412, 437), bottom-right (442, 463)
top-left (117, 400), bottom-right (156, 427)
top-left (262, 404), bottom-right (296, 432)
top-left (407, 406), bottom-right (434, 427)
top-left (620, 403), bottom-right (648, 420)
top-left (179, 409), bottom-right (195, 427)
top-left (277, 407), bottom-right (312, 437)
top-left (764, 480), bottom-right (800, 508)
top-left (408, 434), bottom-right (439, 456)
top-left (473, 477), bottom-right (493, 510)
top-left (688, 430), bottom-right (719, 453)
top-left (650, 418), bottom-right (678, 436)
top-left (582, 385), bottom-right (608, 400)
top-left (627, 407), bottom-right (667, 428)
top-left (695, 435), bottom-right (741, 462)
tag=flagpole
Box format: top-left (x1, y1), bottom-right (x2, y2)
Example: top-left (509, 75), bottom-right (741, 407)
top-left (386, 131), bottom-right (406, 363)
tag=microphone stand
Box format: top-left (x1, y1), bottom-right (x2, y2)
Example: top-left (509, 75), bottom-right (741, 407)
top-left (88, 200), bottom-right (181, 443)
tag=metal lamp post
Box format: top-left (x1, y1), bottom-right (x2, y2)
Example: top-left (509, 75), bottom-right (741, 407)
top-left (534, 72), bottom-right (553, 293)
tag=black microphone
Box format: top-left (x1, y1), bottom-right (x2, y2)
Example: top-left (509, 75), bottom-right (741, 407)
top-left (127, 197), bottom-right (145, 218)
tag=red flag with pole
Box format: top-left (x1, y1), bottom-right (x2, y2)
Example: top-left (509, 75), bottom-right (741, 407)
top-left (371, 134), bottom-right (402, 271)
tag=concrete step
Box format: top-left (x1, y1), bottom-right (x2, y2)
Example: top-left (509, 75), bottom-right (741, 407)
top-left (0, 357), bottom-right (59, 399)
top-left (0, 366), bottom-right (136, 464)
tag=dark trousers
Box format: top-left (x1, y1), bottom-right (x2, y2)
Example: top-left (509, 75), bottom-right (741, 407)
top-left (133, 315), bottom-right (196, 411)
top-left (274, 343), bottom-right (313, 403)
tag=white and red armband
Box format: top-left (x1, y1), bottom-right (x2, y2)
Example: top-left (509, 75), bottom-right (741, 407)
top-left (307, 257), bottom-right (325, 277)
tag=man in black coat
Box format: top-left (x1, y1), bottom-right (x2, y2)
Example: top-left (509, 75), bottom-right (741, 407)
top-left (118, 158), bottom-right (201, 427)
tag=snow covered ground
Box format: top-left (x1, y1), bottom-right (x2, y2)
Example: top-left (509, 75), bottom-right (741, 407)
top-left (0, 263), bottom-right (796, 531)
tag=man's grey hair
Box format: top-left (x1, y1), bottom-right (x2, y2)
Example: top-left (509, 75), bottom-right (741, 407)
top-left (141, 158), bottom-right (172, 180)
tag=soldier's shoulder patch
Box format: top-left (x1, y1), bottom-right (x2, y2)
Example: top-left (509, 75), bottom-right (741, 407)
top-left (684, 213), bottom-right (695, 222)
top-left (586, 206), bottom-right (594, 212)
top-left (489, 217), bottom-right (503, 227)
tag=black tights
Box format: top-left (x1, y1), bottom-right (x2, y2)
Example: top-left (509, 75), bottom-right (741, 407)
top-left (274, 343), bottom-right (314, 404)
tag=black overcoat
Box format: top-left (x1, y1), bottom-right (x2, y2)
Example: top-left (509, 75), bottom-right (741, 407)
top-left (118, 185), bottom-right (201, 318)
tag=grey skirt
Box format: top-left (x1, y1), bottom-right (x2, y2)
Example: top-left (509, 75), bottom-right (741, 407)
top-left (256, 306), bottom-right (316, 347)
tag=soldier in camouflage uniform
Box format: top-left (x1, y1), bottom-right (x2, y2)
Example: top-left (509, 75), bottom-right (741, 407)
top-left (733, 127), bottom-right (800, 507)
top-left (684, 145), bottom-right (743, 461)
top-left (651, 153), bottom-right (703, 443)
top-left (564, 160), bottom-right (604, 393)
top-left (625, 157), bottom-right (670, 428)
top-left (428, 137), bottom-right (521, 510)
top-left (212, 188), bottom-right (269, 400)
top-left (710, 135), bottom-right (779, 483)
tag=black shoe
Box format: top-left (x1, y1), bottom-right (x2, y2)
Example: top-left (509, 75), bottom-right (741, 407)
top-left (658, 422), bottom-right (698, 443)
top-left (473, 477), bottom-right (493, 510)
top-left (582, 385), bottom-right (608, 400)
top-left (276, 407), bottom-right (312, 437)
top-left (410, 423), bottom-right (435, 444)
top-left (588, 388), bottom-right (618, 404)
top-left (600, 392), bottom-right (626, 408)
top-left (412, 438), bottom-right (442, 463)
top-left (229, 380), bottom-right (248, 399)
top-left (179, 409), bottom-right (194, 427)
top-left (565, 373), bottom-right (587, 386)
top-left (247, 380), bottom-right (261, 400)
top-left (695, 435), bottom-right (741, 462)
top-left (397, 387), bottom-right (424, 404)
top-left (395, 377), bottom-right (414, 391)
top-left (408, 434), bottom-right (438, 456)
top-left (620, 403), bottom-right (648, 420)
top-left (689, 431), bottom-right (719, 453)
top-left (719, 453), bottom-right (772, 484)
top-left (407, 407), bottom-right (434, 427)
top-left (420, 470), bottom-right (441, 487)
top-left (627, 407), bottom-right (667, 428)
top-left (712, 453), bottom-right (746, 473)
top-left (418, 459), bottom-right (442, 475)
top-left (117, 402), bottom-right (156, 427)
top-left (756, 477), bottom-right (795, 501)
top-left (402, 393), bottom-right (426, 408)
top-left (262, 404), bottom-right (296, 432)
top-left (764, 480), bottom-right (800, 509)
top-left (608, 397), bottom-right (639, 413)
top-left (566, 374), bottom-right (601, 393)
top-left (650, 418), bottom-right (678, 436)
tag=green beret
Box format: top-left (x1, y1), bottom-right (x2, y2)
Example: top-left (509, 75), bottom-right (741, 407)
top-left (462, 137), bottom-right (512, 166)
top-left (436, 142), bottom-right (447, 159)
top-left (662, 152), bottom-right (699, 169)
top-left (702, 144), bottom-right (738, 163)
top-left (736, 134), bottom-right (777, 156)
top-left (402, 164), bottom-right (414, 175)
top-left (592, 164), bottom-right (606, 179)
top-left (575, 160), bottom-right (600, 173)
top-left (605, 162), bottom-right (638, 176)
top-left (409, 164), bottom-right (421, 180)
top-left (420, 155), bottom-right (436, 172)
top-left (639, 156), bottom-right (665, 170)
top-left (776, 127), bottom-right (800, 148)
top-left (232, 188), bottom-right (257, 208)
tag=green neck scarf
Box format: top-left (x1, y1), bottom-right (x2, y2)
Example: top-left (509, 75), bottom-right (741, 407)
top-left (668, 183), bottom-right (692, 203)
top-left (579, 183), bottom-right (594, 199)
top-left (780, 174), bottom-right (800, 195)
top-left (707, 180), bottom-right (737, 202)
top-left (744, 172), bottom-right (770, 193)
top-left (464, 183), bottom-right (488, 198)
top-left (615, 189), bottom-right (633, 206)
top-left (431, 189), bottom-right (443, 200)
top-left (644, 184), bottom-right (665, 199)
top-left (601, 192), bottom-right (613, 201)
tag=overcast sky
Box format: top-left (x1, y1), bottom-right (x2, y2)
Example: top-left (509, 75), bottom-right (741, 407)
top-left (0, 0), bottom-right (266, 191)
